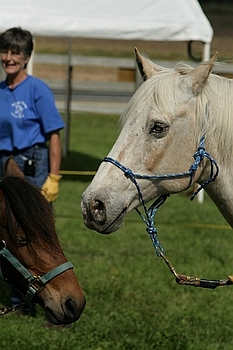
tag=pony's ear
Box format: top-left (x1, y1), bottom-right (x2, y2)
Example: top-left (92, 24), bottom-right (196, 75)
top-left (186, 52), bottom-right (218, 95)
top-left (135, 47), bottom-right (161, 81)
top-left (4, 156), bottom-right (25, 178)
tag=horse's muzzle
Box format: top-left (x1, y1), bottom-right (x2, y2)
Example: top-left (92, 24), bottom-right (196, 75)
top-left (81, 197), bottom-right (108, 232)
top-left (81, 196), bottom-right (126, 234)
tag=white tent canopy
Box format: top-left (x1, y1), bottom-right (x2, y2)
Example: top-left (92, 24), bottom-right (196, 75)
top-left (0, 0), bottom-right (211, 202)
top-left (0, 0), bottom-right (213, 57)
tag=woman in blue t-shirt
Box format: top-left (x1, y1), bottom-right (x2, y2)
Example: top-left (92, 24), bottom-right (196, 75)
top-left (0, 26), bottom-right (65, 201)
top-left (0, 27), bottom-right (65, 316)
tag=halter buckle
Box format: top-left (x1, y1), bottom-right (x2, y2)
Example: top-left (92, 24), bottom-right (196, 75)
top-left (29, 276), bottom-right (46, 294)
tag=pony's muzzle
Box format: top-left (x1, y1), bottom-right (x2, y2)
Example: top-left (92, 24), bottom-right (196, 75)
top-left (45, 294), bottom-right (86, 325)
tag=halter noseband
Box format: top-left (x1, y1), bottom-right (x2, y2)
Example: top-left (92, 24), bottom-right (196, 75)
top-left (0, 240), bottom-right (73, 314)
top-left (102, 136), bottom-right (233, 289)
top-left (104, 135), bottom-right (218, 203)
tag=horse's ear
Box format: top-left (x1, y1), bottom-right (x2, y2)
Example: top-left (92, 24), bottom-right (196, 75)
top-left (4, 156), bottom-right (25, 178)
top-left (187, 52), bottom-right (218, 95)
top-left (135, 47), bottom-right (161, 81)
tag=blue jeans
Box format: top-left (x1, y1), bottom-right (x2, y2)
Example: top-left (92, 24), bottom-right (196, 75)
top-left (0, 144), bottom-right (49, 188)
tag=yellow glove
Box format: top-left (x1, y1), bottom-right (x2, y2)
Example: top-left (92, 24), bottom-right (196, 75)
top-left (41, 173), bottom-right (62, 202)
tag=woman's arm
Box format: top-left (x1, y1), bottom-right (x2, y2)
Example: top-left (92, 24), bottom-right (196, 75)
top-left (48, 131), bottom-right (62, 175)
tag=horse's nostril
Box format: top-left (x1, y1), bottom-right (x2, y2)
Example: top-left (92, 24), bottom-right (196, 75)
top-left (92, 199), bottom-right (103, 211)
top-left (64, 298), bottom-right (77, 317)
top-left (90, 199), bottom-right (106, 224)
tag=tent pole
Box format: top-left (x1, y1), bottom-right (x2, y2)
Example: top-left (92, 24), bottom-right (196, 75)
top-left (27, 39), bottom-right (35, 75)
top-left (63, 38), bottom-right (73, 157)
top-left (203, 42), bottom-right (211, 61)
top-left (197, 41), bottom-right (211, 204)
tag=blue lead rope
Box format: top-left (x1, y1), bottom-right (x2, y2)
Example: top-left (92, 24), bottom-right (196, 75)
top-left (136, 195), bottom-right (169, 256)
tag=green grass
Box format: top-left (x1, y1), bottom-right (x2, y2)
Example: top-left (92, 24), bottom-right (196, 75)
top-left (0, 113), bottom-right (233, 350)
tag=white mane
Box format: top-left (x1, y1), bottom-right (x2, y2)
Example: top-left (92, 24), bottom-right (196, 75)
top-left (120, 63), bottom-right (233, 165)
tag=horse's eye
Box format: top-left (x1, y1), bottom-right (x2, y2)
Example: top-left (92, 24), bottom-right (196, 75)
top-left (17, 237), bottom-right (29, 247)
top-left (150, 122), bottom-right (168, 136)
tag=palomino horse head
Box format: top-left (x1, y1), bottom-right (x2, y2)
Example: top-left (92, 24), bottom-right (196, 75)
top-left (82, 48), bottom-right (233, 233)
top-left (0, 157), bottom-right (85, 324)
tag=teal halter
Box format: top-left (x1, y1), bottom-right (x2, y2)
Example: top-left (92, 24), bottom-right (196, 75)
top-left (0, 240), bottom-right (73, 312)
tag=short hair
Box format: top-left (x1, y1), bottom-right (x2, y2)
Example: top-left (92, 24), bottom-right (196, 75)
top-left (0, 27), bottom-right (33, 57)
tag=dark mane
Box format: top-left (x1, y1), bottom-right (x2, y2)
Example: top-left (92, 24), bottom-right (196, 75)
top-left (0, 176), bottom-right (57, 247)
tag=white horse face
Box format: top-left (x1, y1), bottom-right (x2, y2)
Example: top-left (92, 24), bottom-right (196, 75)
top-left (82, 49), bottom-right (216, 233)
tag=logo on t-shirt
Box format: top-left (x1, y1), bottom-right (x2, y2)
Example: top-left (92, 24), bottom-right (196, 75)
top-left (11, 101), bottom-right (28, 118)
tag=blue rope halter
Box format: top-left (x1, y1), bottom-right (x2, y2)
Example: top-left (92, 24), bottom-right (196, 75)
top-left (103, 135), bottom-right (219, 257)
top-left (103, 138), bottom-right (233, 288)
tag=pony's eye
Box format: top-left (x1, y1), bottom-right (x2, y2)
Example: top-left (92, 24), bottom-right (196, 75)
top-left (150, 122), bottom-right (169, 136)
top-left (17, 237), bottom-right (29, 247)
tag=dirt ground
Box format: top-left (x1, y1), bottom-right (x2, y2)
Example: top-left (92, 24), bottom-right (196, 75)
top-left (33, 1), bottom-right (233, 83)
